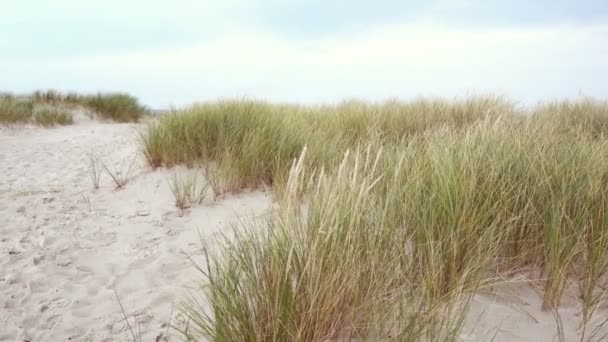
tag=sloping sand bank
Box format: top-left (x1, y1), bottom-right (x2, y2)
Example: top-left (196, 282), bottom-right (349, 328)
top-left (0, 122), bottom-right (270, 341)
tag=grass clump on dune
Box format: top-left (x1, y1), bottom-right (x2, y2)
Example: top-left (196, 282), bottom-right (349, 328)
top-left (33, 108), bottom-right (73, 127)
top-left (168, 171), bottom-right (209, 210)
top-left (141, 96), bottom-right (608, 340)
top-left (81, 93), bottom-right (147, 123)
top-left (23, 89), bottom-right (148, 123)
top-left (183, 147), bottom-right (486, 341)
top-left (0, 96), bottom-right (33, 125)
top-left (1, 93), bottom-right (73, 127)
top-left (182, 119), bottom-right (608, 341)
top-left (141, 96), bottom-right (511, 191)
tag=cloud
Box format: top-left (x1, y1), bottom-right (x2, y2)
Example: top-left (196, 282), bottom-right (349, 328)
top-left (4, 22), bottom-right (603, 107)
top-left (0, 0), bottom-right (257, 59)
top-left (3, 0), bottom-right (606, 61)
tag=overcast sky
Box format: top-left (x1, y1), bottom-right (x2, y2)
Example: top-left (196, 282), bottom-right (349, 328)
top-left (1, 0), bottom-right (607, 108)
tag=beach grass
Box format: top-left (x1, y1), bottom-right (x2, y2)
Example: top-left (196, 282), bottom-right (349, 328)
top-left (5, 90), bottom-right (148, 124)
top-left (101, 157), bottom-right (137, 189)
top-left (81, 93), bottom-right (147, 122)
top-left (146, 96), bottom-right (608, 340)
top-left (0, 97), bottom-right (34, 125)
top-left (33, 108), bottom-right (74, 127)
top-left (168, 171), bottom-right (208, 210)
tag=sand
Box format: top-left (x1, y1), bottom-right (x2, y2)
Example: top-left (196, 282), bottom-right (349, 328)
top-left (1, 118), bottom-right (607, 341)
top-left (0, 119), bottom-right (271, 341)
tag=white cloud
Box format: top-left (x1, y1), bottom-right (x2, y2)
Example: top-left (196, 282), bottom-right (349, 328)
top-left (3, 23), bottom-right (607, 107)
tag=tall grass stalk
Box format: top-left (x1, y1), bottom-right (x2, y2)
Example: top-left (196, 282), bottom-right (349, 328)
top-left (168, 171), bottom-right (209, 210)
top-left (102, 157), bottom-right (137, 189)
top-left (88, 155), bottom-right (102, 190)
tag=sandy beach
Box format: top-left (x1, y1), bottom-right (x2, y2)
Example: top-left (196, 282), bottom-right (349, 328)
top-left (1, 117), bottom-right (608, 341)
top-left (0, 118), bottom-right (271, 341)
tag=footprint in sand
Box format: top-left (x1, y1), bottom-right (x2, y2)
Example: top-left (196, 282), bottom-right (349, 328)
top-left (48, 297), bottom-right (71, 309)
top-left (45, 314), bottom-right (62, 330)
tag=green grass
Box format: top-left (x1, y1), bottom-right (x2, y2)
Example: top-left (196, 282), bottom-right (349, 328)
top-left (140, 96), bottom-right (511, 189)
top-left (8, 90), bottom-right (148, 123)
top-left (0, 97), bottom-right (33, 125)
top-left (0, 98), bottom-right (73, 127)
top-left (182, 148), bottom-right (479, 341)
top-left (168, 171), bottom-right (209, 210)
top-left (144, 97), bottom-right (608, 340)
top-left (33, 108), bottom-right (73, 127)
top-left (81, 93), bottom-right (147, 122)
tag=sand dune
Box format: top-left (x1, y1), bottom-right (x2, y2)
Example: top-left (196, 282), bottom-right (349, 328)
top-left (0, 121), bottom-right (271, 341)
top-left (1, 120), bottom-right (607, 341)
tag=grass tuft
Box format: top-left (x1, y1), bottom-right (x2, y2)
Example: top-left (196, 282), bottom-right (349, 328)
top-left (82, 93), bottom-right (147, 122)
top-left (3, 90), bottom-right (147, 125)
top-left (33, 108), bottom-right (73, 127)
top-left (0, 97), bottom-right (33, 125)
top-left (101, 157), bottom-right (137, 189)
top-left (88, 155), bottom-right (102, 190)
top-left (168, 171), bottom-right (209, 210)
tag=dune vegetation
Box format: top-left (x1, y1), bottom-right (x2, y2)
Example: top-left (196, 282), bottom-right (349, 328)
top-left (33, 90), bottom-right (148, 122)
top-left (0, 96), bottom-right (34, 125)
top-left (33, 108), bottom-right (74, 127)
top-left (0, 90), bottom-right (147, 126)
top-left (140, 96), bottom-right (608, 341)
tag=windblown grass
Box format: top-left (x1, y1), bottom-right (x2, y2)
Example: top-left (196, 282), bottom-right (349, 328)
top-left (81, 93), bottom-right (147, 122)
top-left (6, 90), bottom-right (147, 123)
top-left (141, 96), bottom-right (511, 189)
top-left (182, 147), bottom-right (484, 341)
top-left (142, 96), bottom-right (608, 340)
top-left (33, 108), bottom-right (73, 127)
top-left (168, 171), bottom-right (209, 210)
top-left (101, 157), bottom-right (137, 189)
top-left (0, 97), bottom-right (33, 125)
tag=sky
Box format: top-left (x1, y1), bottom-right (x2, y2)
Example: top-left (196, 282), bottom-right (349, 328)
top-left (1, 0), bottom-right (607, 108)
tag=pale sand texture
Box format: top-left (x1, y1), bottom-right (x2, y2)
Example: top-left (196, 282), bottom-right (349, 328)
top-left (1, 119), bottom-right (607, 341)
top-left (0, 120), bottom-right (271, 341)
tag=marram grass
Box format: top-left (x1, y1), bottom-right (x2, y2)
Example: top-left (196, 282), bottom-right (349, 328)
top-left (140, 97), bottom-right (608, 340)
top-left (0, 97), bottom-right (34, 125)
top-left (33, 108), bottom-right (73, 127)
top-left (2, 90), bottom-right (147, 124)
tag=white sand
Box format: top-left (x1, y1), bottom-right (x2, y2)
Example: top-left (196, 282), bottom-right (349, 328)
top-left (0, 120), bottom-right (271, 341)
top-left (1, 119), bottom-right (607, 341)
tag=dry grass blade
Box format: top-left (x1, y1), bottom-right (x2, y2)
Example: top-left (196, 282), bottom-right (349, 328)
top-left (88, 154), bottom-right (102, 190)
top-left (101, 156), bottom-right (137, 189)
top-left (113, 288), bottom-right (141, 342)
top-left (168, 171), bottom-right (209, 210)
